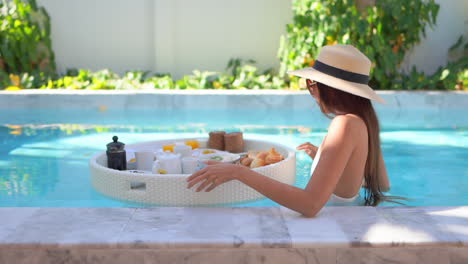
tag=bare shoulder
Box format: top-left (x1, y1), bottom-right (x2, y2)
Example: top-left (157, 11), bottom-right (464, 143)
top-left (329, 114), bottom-right (366, 136)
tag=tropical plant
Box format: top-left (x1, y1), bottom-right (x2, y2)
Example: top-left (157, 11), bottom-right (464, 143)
top-left (0, 0), bottom-right (56, 76)
top-left (278, 0), bottom-right (441, 89)
top-left (226, 58), bottom-right (286, 90)
top-left (37, 59), bottom-right (288, 90)
top-left (146, 74), bottom-right (175, 89)
top-left (398, 36), bottom-right (468, 90)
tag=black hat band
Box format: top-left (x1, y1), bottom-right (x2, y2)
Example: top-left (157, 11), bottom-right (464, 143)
top-left (313, 60), bottom-right (369, 84)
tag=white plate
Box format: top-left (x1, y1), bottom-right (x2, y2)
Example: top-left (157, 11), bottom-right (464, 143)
top-left (198, 152), bottom-right (241, 163)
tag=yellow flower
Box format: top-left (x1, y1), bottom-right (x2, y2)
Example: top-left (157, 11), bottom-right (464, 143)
top-left (326, 36), bottom-right (337, 45)
top-left (5, 86), bottom-right (21, 91)
top-left (9, 74), bottom-right (20, 86)
top-left (213, 81), bottom-right (222, 89)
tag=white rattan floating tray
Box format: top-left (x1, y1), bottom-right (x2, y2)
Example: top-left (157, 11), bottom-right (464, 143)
top-left (89, 138), bottom-right (296, 206)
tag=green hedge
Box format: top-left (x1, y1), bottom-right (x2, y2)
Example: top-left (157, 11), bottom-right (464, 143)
top-left (34, 59), bottom-right (287, 90)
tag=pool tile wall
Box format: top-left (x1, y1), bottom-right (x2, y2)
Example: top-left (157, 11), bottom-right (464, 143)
top-left (1, 90), bottom-right (467, 110)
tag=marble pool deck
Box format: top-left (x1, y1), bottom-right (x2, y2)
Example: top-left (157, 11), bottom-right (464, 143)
top-left (1, 206), bottom-right (467, 264)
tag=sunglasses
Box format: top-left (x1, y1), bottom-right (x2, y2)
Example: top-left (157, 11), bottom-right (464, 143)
top-left (306, 81), bottom-right (317, 96)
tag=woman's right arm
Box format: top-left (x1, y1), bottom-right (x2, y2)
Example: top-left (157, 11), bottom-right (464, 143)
top-left (296, 142), bottom-right (319, 159)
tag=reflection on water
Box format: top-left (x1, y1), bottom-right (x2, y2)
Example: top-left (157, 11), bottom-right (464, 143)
top-left (0, 157), bottom-right (58, 197)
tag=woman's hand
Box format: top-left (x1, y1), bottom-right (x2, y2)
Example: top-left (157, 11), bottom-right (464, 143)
top-left (186, 161), bottom-right (248, 192)
top-left (296, 142), bottom-right (319, 159)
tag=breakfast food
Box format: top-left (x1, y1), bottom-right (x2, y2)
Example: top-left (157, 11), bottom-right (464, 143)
top-left (265, 148), bottom-right (284, 165)
top-left (240, 157), bottom-right (253, 167)
top-left (208, 131), bottom-right (226, 150)
top-left (185, 140), bottom-right (200, 149)
top-left (247, 151), bottom-right (260, 159)
top-left (239, 148), bottom-right (285, 168)
top-left (162, 144), bottom-right (175, 152)
top-left (132, 132), bottom-right (284, 174)
top-left (250, 157), bottom-right (266, 168)
top-left (209, 156), bottom-right (224, 161)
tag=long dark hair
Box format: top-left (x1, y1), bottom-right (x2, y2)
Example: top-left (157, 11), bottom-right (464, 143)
top-left (315, 81), bottom-right (384, 206)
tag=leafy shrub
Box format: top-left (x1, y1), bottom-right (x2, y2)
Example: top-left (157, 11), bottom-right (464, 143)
top-left (39, 59), bottom-right (287, 90)
top-left (395, 36), bottom-right (467, 90)
top-left (0, 0), bottom-right (56, 79)
top-left (278, 0), bottom-right (443, 90)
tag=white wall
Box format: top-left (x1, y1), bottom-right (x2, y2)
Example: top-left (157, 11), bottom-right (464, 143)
top-left (38, 0), bottom-right (155, 75)
top-left (153, 0), bottom-right (292, 79)
top-left (38, 0), bottom-right (292, 79)
top-left (401, 0), bottom-right (468, 75)
top-left (37, 0), bottom-right (466, 79)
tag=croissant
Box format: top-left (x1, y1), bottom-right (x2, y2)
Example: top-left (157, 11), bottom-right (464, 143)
top-left (247, 150), bottom-right (260, 159)
top-left (250, 157), bottom-right (266, 168)
top-left (265, 148), bottom-right (284, 165)
top-left (240, 157), bottom-right (253, 167)
top-left (256, 151), bottom-right (268, 160)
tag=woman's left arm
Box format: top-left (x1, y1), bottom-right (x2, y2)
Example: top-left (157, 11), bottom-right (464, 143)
top-left (187, 116), bottom-right (357, 217)
top-left (188, 164), bottom-right (320, 217)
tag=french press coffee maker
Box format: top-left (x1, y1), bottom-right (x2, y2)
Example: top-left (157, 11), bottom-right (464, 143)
top-left (106, 136), bottom-right (126, 170)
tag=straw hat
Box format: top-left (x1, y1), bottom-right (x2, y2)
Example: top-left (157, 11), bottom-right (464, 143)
top-left (287, 44), bottom-right (386, 104)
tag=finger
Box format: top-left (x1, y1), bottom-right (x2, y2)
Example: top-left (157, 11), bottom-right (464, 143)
top-left (187, 175), bottom-right (207, 189)
top-left (196, 175), bottom-right (216, 192)
top-left (186, 171), bottom-right (200, 182)
top-left (187, 170), bottom-right (209, 188)
top-left (296, 142), bottom-right (310, 149)
top-left (297, 145), bottom-right (313, 151)
top-left (296, 143), bottom-right (312, 149)
top-left (205, 179), bottom-right (223, 192)
top-left (186, 167), bottom-right (209, 182)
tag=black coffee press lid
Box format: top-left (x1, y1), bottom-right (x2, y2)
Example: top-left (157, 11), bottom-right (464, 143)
top-left (107, 136), bottom-right (125, 152)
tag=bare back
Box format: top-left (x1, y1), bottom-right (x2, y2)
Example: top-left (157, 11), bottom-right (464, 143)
top-left (328, 114), bottom-right (368, 198)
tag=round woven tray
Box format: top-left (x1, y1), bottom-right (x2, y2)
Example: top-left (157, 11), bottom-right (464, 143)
top-left (89, 138), bottom-right (296, 206)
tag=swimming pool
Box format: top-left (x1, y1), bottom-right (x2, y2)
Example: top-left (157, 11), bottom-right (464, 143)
top-left (1, 107), bottom-right (467, 207)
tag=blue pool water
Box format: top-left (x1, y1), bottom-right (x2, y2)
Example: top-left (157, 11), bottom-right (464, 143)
top-left (1, 109), bottom-right (467, 207)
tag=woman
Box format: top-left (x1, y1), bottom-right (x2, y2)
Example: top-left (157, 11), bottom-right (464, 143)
top-left (187, 45), bottom-right (390, 217)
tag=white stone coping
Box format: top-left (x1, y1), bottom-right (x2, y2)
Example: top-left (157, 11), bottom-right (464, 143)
top-left (1, 206), bottom-right (467, 250)
top-left (1, 89), bottom-right (466, 95)
top-left (2, 89), bottom-right (308, 95)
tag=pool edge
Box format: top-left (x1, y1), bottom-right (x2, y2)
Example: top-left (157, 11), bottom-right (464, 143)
top-left (1, 206), bottom-right (467, 263)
